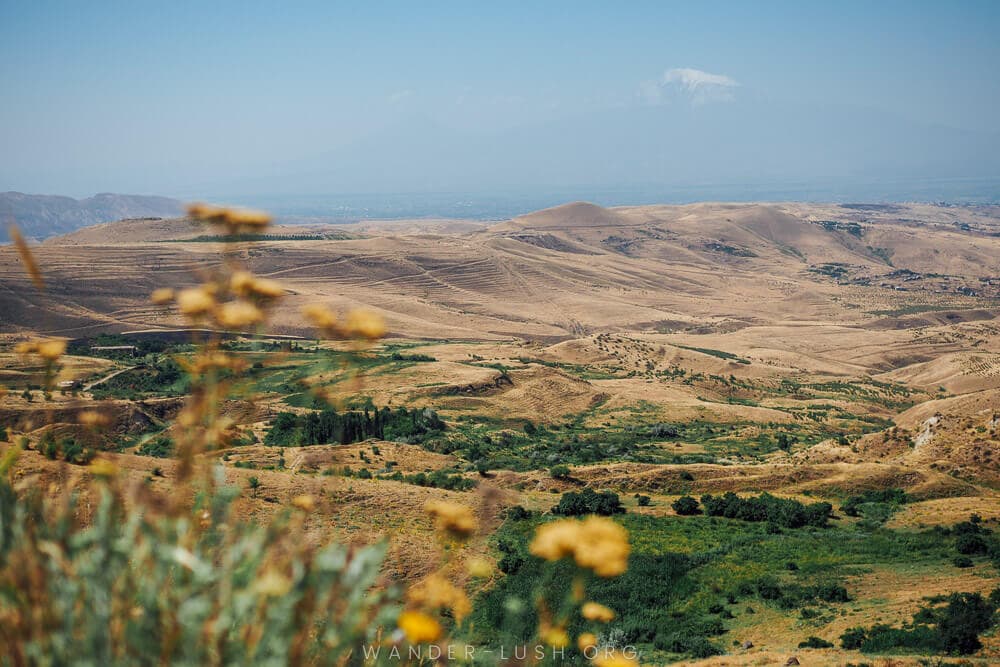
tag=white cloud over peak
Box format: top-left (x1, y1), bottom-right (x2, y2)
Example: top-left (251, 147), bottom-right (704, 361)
top-left (664, 68), bottom-right (738, 90)
top-left (641, 67), bottom-right (739, 105)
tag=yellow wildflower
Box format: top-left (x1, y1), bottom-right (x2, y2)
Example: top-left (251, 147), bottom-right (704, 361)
top-left (578, 632), bottom-right (598, 652)
top-left (151, 288), bottom-right (175, 304)
top-left (291, 495), bottom-right (315, 512)
top-left (582, 602), bottom-right (615, 622)
top-left (303, 303), bottom-right (338, 330)
top-left (229, 270), bottom-right (254, 293)
top-left (36, 339), bottom-right (67, 361)
top-left (574, 517), bottom-right (630, 577)
top-left (248, 277), bottom-right (285, 299)
top-left (424, 500), bottom-right (478, 539)
top-left (591, 651), bottom-right (639, 667)
top-left (466, 556), bottom-right (493, 578)
top-left (398, 610), bottom-right (442, 644)
top-left (78, 411), bottom-right (110, 427)
top-left (231, 271), bottom-right (284, 299)
top-left (9, 225), bottom-right (44, 288)
top-left (186, 202), bottom-right (225, 221)
top-left (345, 308), bottom-right (387, 340)
top-left (215, 300), bottom-right (264, 328)
top-left (88, 459), bottom-right (119, 478)
top-left (220, 207), bottom-right (271, 228)
top-left (529, 519), bottom-right (581, 561)
top-left (177, 287), bottom-right (216, 316)
top-left (254, 569), bottom-right (293, 597)
top-left (540, 625), bottom-right (570, 649)
top-left (529, 517), bottom-right (630, 577)
top-left (407, 573), bottom-right (471, 623)
top-left (14, 341), bottom-right (37, 355)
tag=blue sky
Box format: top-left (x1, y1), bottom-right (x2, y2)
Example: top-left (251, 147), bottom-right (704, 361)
top-left (2, 1), bottom-right (999, 199)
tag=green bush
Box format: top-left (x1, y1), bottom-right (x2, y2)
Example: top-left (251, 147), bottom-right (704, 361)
top-left (549, 464), bottom-right (571, 479)
top-left (798, 636), bottom-right (834, 648)
top-left (841, 488), bottom-right (908, 517)
top-left (551, 488), bottom-right (624, 516)
top-left (671, 496), bottom-right (701, 515)
top-left (137, 435), bottom-right (174, 458)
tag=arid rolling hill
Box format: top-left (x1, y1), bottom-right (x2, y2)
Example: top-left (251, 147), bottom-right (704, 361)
top-left (2, 200), bottom-right (998, 339)
top-left (0, 191), bottom-right (184, 242)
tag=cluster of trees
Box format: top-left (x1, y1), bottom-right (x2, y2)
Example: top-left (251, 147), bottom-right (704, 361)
top-left (137, 435), bottom-right (173, 458)
top-left (673, 492), bottom-right (833, 528)
top-left (39, 434), bottom-right (94, 465)
top-left (381, 469), bottom-right (475, 491)
top-left (69, 334), bottom-right (172, 358)
top-left (92, 358), bottom-right (188, 399)
top-left (841, 590), bottom-right (1000, 655)
top-left (389, 351), bottom-right (436, 362)
top-left (551, 488), bottom-right (625, 516)
top-left (265, 406), bottom-right (445, 447)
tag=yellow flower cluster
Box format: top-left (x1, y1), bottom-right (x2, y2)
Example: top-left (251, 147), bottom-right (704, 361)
top-left (592, 652), bottom-right (639, 667)
top-left (539, 624), bottom-right (570, 648)
top-left (302, 304), bottom-right (387, 341)
top-left (290, 495), bottom-right (315, 512)
top-left (397, 610), bottom-right (441, 644)
top-left (78, 411), bottom-right (110, 427)
top-left (15, 338), bottom-right (67, 361)
top-left (177, 352), bottom-right (247, 377)
top-left (407, 573), bottom-right (471, 623)
top-left (154, 274), bottom-right (285, 333)
top-left (186, 202), bottom-right (272, 234)
top-left (424, 500), bottom-right (478, 540)
top-left (581, 601), bottom-right (615, 622)
top-left (529, 516), bottom-right (630, 577)
top-left (229, 271), bottom-right (284, 299)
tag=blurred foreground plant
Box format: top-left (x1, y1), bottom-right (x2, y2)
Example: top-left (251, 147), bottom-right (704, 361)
top-left (0, 208), bottom-right (637, 666)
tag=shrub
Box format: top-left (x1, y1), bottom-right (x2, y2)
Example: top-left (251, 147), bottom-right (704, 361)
top-left (672, 496), bottom-right (701, 515)
top-left (953, 556), bottom-right (974, 568)
top-left (549, 464), bottom-right (571, 479)
top-left (840, 627), bottom-right (867, 650)
top-left (956, 533), bottom-right (988, 555)
top-left (635, 494), bottom-right (651, 507)
top-left (138, 435), bottom-right (174, 458)
top-left (798, 636), bottom-right (834, 648)
top-left (841, 488), bottom-right (908, 517)
top-left (551, 488), bottom-right (624, 516)
top-left (505, 505), bottom-right (534, 521)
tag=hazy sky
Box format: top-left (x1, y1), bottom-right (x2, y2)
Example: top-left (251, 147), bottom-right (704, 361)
top-left (2, 1), bottom-right (999, 199)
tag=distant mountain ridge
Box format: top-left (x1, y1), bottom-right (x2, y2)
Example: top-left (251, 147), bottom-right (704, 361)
top-left (0, 192), bottom-right (183, 241)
